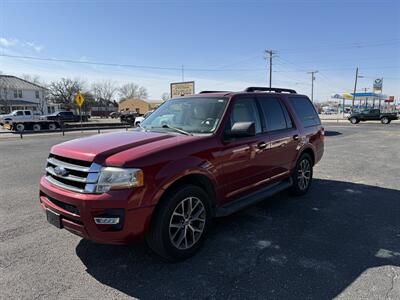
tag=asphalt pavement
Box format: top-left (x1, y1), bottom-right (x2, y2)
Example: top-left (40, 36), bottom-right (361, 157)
top-left (0, 123), bottom-right (399, 299)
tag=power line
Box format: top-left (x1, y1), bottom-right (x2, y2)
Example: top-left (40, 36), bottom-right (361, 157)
top-left (277, 39), bottom-right (400, 54)
top-left (0, 53), bottom-right (266, 72)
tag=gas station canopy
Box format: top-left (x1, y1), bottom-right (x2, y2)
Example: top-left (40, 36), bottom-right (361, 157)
top-left (332, 93), bottom-right (387, 100)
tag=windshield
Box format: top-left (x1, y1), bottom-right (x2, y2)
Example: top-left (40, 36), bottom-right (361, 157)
top-left (141, 97), bottom-right (228, 134)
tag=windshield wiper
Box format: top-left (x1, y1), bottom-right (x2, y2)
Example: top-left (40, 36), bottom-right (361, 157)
top-left (160, 124), bottom-right (193, 136)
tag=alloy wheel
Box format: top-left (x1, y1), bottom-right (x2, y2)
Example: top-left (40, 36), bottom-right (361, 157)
top-left (169, 196), bottom-right (206, 250)
top-left (297, 159), bottom-right (311, 190)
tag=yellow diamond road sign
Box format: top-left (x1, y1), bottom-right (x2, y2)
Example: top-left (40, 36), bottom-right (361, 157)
top-left (75, 92), bottom-right (85, 107)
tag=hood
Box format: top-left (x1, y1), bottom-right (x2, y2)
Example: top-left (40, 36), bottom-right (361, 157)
top-left (50, 130), bottom-right (192, 163)
top-left (0, 113), bottom-right (12, 119)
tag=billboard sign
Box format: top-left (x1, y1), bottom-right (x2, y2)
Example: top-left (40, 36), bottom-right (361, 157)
top-left (373, 78), bottom-right (383, 92)
top-left (384, 96), bottom-right (395, 103)
top-left (170, 81), bottom-right (195, 98)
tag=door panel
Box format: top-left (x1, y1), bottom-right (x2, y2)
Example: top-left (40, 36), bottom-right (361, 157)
top-left (219, 97), bottom-right (274, 203)
top-left (257, 96), bottom-right (300, 180)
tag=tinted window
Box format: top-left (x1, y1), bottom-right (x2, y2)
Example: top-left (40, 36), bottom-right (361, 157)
top-left (259, 97), bottom-right (289, 131)
top-left (289, 97), bottom-right (320, 127)
top-left (227, 97), bottom-right (262, 134)
top-left (281, 103), bottom-right (293, 128)
top-left (16, 111), bottom-right (23, 116)
top-left (25, 111), bottom-right (31, 115)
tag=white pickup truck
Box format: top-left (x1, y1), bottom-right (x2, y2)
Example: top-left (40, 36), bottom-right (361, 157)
top-left (0, 110), bottom-right (39, 125)
top-left (0, 110), bottom-right (60, 131)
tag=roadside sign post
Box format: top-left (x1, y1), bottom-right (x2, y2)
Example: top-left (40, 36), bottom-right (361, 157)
top-left (75, 92), bottom-right (85, 130)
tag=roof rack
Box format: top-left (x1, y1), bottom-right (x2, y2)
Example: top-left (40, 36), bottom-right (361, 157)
top-left (244, 87), bottom-right (297, 94)
top-left (199, 91), bottom-right (231, 94)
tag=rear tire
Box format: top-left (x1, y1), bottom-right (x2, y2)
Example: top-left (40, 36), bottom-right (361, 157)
top-left (381, 117), bottom-right (390, 124)
top-left (48, 123), bottom-right (57, 130)
top-left (32, 124), bottom-right (41, 131)
top-left (290, 153), bottom-right (313, 196)
top-left (146, 185), bottom-right (212, 261)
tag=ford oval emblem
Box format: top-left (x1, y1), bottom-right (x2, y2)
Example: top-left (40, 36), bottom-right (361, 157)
top-left (54, 166), bottom-right (68, 177)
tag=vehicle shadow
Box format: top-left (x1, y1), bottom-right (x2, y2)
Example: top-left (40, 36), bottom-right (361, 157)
top-left (324, 130), bottom-right (342, 136)
top-left (75, 179), bottom-right (400, 299)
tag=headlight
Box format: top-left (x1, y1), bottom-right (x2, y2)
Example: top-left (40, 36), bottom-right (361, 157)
top-left (96, 167), bottom-right (144, 193)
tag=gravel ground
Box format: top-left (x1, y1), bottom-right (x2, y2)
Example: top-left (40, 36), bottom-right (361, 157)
top-left (0, 123), bottom-right (399, 299)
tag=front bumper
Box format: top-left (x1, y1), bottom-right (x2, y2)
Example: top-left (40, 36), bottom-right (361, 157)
top-left (39, 176), bottom-right (155, 245)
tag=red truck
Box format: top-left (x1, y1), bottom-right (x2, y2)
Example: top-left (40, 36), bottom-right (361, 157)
top-left (39, 87), bottom-right (324, 261)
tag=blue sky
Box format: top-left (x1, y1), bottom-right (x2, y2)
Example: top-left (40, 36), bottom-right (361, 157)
top-left (0, 0), bottom-right (399, 101)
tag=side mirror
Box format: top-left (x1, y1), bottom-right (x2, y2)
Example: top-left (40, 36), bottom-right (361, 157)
top-left (228, 122), bottom-right (256, 138)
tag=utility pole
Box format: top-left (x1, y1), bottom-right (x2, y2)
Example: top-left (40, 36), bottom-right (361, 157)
top-left (352, 67), bottom-right (363, 111)
top-left (308, 71), bottom-right (318, 102)
top-left (352, 67), bottom-right (358, 111)
top-left (265, 50), bottom-right (276, 88)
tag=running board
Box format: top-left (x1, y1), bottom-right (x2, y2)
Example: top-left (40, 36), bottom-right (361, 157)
top-left (216, 178), bottom-right (293, 217)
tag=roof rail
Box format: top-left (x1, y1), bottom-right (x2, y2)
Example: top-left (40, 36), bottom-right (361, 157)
top-left (199, 90), bottom-right (231, 94)
top-left (244, 87), bottom-right (297, 94)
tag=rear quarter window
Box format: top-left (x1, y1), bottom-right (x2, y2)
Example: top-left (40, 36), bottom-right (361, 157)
top-left (289, 96), bottom-right (321, 127)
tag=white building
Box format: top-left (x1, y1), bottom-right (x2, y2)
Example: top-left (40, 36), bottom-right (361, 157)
top-left (0, 75), bottom-right (54, 114)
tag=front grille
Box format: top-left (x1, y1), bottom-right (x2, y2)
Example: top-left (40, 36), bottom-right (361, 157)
top-left (45, 154), bottom-right (102, 193)
top-left (46, 195), bottom-right (80, 215)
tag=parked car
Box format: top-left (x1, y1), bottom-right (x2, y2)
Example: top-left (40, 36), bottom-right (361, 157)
top-left (120, 111), bottom-right (139, 124)
top-left (348, 109), bottom-right (398, 124)
top-left (109, 111), bottom-right (120, 119)
top-left (134, 110), bottom-right (154, 126)
top-left (41, 111), bottom-right (90, 123)
top-left (39, 87), bottom-right (324, 261)
top-left (0, 110), bottom-right (38, 126)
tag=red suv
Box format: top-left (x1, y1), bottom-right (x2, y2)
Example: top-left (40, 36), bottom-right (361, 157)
top-left (39, 87), bottom-right (324, 260)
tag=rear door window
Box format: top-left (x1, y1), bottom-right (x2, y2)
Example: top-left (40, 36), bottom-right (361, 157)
top-left (258, 97), bottom-right (291, 131)
top-left (25, 111), bottom-right (31, 116)
top-left (289, 96), bottom-right (320, 127)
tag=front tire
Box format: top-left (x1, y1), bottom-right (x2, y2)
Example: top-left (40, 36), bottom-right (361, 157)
top-left (146, 185), bottom-right (212, 261)
top-left (290, 153), bottom-right (313, 196)
top-left (350, 117), bottom-right (359, 124)
top-left (15, 123), bottom-right (25, 132)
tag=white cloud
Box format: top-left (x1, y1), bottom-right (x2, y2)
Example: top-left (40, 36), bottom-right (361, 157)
top-left (24, 41), bottom-right (44, 53)
top-left (0, 37), bottom-right (17, 47)
top-left (0, 37), bottom-right (44, 53)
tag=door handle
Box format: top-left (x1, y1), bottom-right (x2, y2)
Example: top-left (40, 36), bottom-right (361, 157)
top-left (293, 134), bottom-right (300, 141)
top-left (257, 142), bottom-right (267, 149)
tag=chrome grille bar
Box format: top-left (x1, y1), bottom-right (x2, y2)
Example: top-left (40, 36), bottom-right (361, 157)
top-left (47, 157), bottom-right (91, 172)
top-left (46, 166), bottom-right (88, 183)
top-left (45, 176), bottom-right (86, 193)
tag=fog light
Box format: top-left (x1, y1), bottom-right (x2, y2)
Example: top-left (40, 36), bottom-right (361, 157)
top-left (94, 217), bottom-right (120, 225)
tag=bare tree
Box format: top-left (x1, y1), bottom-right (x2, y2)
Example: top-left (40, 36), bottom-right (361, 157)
top-left (91, 81), bottom-right (118, 107)
top-left (119, 83), bottom-right (148, 101)
top-left (138, 86), bottom-right (148, 99)
top-left (21, 74), bottom-right (41, 85)
top-left (48, 78), bottom-right (85, 106)
top-left (0, 77), bottom-right (12, 113)
top-left (161, 92), bottom-right (170, 102)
